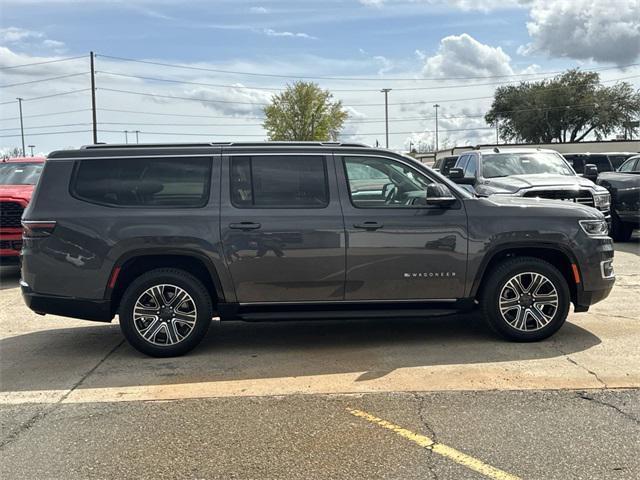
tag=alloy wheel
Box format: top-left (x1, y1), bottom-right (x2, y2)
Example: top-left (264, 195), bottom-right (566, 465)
top-left (132, 284), bottom-right (198, 346)
top-left (499, 272), bottom-right (559, 332)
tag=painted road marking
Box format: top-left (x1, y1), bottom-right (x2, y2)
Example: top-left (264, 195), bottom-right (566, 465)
top-left (347, 408), bottom-right (521, 480)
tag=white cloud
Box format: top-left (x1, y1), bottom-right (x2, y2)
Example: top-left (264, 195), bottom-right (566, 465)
top-left (522, 0), bottom-right (640, 65)
top-left (421, 33), bottom-right (515, 78)
top-left (249, 6), bottom-right (269, 14)
top-left (0, 26), bottom-right (66, 53)
top-left (262, 28), bottom-right (317, 40)
top-left (0, 27), bottom-right (43, 43)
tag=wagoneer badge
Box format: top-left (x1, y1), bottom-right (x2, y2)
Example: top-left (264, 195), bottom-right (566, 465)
top-left (404, 272), bottom-right (456, 278)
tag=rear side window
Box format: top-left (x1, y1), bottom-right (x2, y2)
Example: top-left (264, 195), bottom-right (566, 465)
top-left (72, 157), bottom-right (212, 207)
top-left (230, 155), bottom-right (328, 208)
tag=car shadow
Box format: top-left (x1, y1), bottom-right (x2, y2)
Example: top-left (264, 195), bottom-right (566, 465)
top-left (614, 233), bottom-right (639, 254)
top-left (0, 313), bottom-right (601, 393)
top-left (0, 266), bottom-right (20, 290)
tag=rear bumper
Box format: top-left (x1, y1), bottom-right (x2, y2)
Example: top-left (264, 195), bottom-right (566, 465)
top-left (21, 281), bottom-right (113, 322)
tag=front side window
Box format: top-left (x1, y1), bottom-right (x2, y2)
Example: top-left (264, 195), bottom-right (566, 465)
top-left (230, 155), bottom-right (328, 208)
top-left (344, 156), bottom-right (435, 208)
top-left (619, 158), bottom-right (638, 172)
top-left (73, 157), bottom-right (212, 207)
top-left (0, 162), bottom-right (44, 185)
top-left (481, 152), bottom-right (574, 178)
top-left (464, 155), bottom-right (478, 178)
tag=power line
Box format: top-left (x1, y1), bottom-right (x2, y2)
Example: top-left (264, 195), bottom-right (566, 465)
top-left (0, 72), bottom-right (89, 89)
top-left (98, 107), bottom-right (265, 120)
top-left (99, 87), bottom-right (270, 106)
top-left (0, 129), bottom-right (92, 138)
top-left (96, 53), bottom-right (640, 82)
top-left (22, 89), bottom-right (92, 102)
top-left (0, 55), bottom-right (86, 70)
top-left (0, 123), bottom-right (91, 132)
top-left (0, 108), bottom-right (92, 122)
top-left (95, 70), bottom-right (593, 93)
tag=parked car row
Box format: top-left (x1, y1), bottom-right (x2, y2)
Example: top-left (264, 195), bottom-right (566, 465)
top-left (437, 148), bottom-right (639, 242)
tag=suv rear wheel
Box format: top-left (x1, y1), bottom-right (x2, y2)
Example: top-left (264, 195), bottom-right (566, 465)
top-left (119, 268), bottom-right (213, 357)
top-left (480, 257), bottom-right (570, 341)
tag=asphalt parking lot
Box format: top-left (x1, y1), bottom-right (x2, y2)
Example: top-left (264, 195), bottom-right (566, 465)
top-left (1, 238), bottom-right (639, 479)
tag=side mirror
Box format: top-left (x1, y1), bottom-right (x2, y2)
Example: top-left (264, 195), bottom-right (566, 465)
top-left (425, 183), bottom-right (456, 206)
top-left (448, 167), bottom-right (464, 179)
top-left (583, 163), bottom-right (598, 180)
top-left (448, 167), bottom-right (475, 185)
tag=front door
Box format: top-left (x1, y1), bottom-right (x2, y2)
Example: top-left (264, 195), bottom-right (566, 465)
top-left (336, 154), bottom-right (468, 301)
top-left (220, 153), bottom-right (345, 303)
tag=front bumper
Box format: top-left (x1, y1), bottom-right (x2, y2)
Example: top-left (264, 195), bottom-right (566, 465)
top-left (0, 229), bottom-right (22, 259)
top-left (21, 281), bottom-right (113, 322)
top-left (572, 235), bottom-right (615, 312)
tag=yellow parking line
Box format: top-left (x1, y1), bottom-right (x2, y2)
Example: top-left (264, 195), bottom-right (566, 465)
top-left (347, 408), bottom-right (521, 480)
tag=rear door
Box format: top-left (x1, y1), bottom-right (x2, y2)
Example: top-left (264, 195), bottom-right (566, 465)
top-left (336, 153), bottom-right (468, 301)
top-left (220, 151), bottom-right (345, 303)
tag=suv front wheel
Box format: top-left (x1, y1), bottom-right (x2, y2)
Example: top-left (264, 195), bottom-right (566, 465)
top-left (119, 268), bottom-right (213, 357)
top-left (480, 257), bottom-right (570, 341)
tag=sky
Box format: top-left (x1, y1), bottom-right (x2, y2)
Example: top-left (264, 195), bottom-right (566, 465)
top-left (1, 0), bottom-right (639, 155)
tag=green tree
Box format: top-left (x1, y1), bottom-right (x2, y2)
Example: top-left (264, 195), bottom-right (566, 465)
top-left (485, 69), bottom-right (640, 143)
top-left (263, 81), bottom-right (348, 141)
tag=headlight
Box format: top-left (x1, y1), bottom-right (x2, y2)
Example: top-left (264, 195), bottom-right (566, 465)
top-left (593, 192), bottom-right (611, 209)
top-left (579, 219), bottom-right (609, 236)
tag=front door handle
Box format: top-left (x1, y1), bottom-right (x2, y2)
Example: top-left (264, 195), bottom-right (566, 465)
top-left (229, 222), bottom-right (261, 230)
top-left (353, 221), bottom-right (383, 231)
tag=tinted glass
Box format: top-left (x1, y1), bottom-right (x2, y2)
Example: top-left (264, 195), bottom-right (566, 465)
top-left (586, 155), bottom-right (613, 172)
top-left (441, 156), bottom-right (458, 176)
top-left (456, 155), bottom-right (470, 171)
top-left (0, 162), bottom-right (44, 185)
top-left (464, 155), bottom-right (478, 177)
top-left (73, 157), bottom-right (211, 207)
top-left (618, 158), bottom-right (639, 172)
top-left (344, 156), bottom-right (433, 208)
top-left (230, 155), bottom-right (328, 208)
top-left (482, 152), bottom-right (574, 178)
top-left (607, 155), bottom-right (631, 169)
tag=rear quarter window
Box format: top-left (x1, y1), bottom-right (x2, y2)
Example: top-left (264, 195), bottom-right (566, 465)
top-left (71, 157), bottom-right (212, 207)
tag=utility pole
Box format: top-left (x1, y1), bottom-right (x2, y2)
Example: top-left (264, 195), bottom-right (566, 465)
top-left (433, 104), bottom-right (440, 152)
top-left (90, 51), bottom-right (98, 144)
top-left (495, 119), bottom-right (499, 144)
top-left (28, 145), bottom-right (35, 156)
top-left (124, 130), bottom-right (129, 144)
top-left (381, 88), bottom-right (391, 148)
top-left (17, 97), bottom-right (25, 157)
top-left (134, 130), bottom-right (140, 144)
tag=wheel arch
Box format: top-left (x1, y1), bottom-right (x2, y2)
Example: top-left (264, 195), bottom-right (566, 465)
top-left (471, 243), bottom-right (580, 306)
top-left (106, 250), bottom-right (226, 316)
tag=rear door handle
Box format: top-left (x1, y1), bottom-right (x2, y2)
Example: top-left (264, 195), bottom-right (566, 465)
top-left (229, 222), bottom-right (261, 230)
top-left (353, 221), bottom-right (383, 231)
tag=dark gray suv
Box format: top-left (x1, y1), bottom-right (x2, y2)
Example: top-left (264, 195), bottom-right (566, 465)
top-left (21, 142), bottom-right (615, 356)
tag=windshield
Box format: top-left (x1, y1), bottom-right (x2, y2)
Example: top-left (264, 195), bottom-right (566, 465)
top-left (0, 162), bottom-right (44, 185)
top-left (482, 152), bottom-right (574, 178)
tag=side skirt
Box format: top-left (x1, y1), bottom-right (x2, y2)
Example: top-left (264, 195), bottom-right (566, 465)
top-left (217, 299), bottom-right (474, 322)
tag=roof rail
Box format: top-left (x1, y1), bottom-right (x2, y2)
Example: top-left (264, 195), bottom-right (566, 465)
top-left (81, 141), bottom-right (371, 150)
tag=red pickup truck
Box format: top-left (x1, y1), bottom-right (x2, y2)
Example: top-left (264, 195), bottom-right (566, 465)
top-left (0, 156), bottom-right (46, 265)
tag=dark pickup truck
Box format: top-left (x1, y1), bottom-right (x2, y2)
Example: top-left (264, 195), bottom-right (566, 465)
top-left (21, 142), bottom-right (614, 357)
top-left (597, 155), bottom-right (640, 241)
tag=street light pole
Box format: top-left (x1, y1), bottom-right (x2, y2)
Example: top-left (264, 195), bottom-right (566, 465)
top-left (134, 130), bottom-right (140, 144)
top-left (17, 97), bottom-right (25, 157)
top-left (124, 130), bottom-right (129, 144)
top-left (28, 145), bottom-right (35, 157)
top-left (433, 104), bottom-right (440, 152)
top-left (495, 119), bottom-right (499, 144)
top-left (381, 88), bottom-right (391, 148)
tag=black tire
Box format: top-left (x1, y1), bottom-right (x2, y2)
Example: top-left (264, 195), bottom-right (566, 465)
top-left (610, 213), bottom-right (634, 242)
top-left (480, 256), bottom-right (570, 342)
top-left (119, 268), bottom-right (213, 357)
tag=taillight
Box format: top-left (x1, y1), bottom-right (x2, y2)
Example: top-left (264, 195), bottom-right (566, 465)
top-left (22, 220), bottom-right (56, 238)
